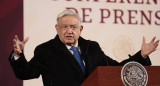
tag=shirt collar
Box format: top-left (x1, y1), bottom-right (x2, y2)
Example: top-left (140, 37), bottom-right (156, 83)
top-left (66, 42), bottom-right (78, 50)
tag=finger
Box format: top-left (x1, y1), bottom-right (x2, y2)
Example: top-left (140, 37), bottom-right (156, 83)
top-left (13, 39), bottom-right (18, 49)
top-left (142, 36), bottom-right (146, 44)
top-left (155, 40), bottom-right (159, 44)
top-left (13, 39), bottom-right (16, 45)
top-left (15, 35), bottom-right (20, 41)
top-left (22, 37), bottom-right (29, 44)
top-left (154, 40), bottom-right (159, 48)
top-left (150, 36), bottom-right (156, 43)
top-left (155, 44), bottom-right (159, 49)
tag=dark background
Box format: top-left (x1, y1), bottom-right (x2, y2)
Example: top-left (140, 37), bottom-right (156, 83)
top-left (0, 0), bottom-right (23, 86)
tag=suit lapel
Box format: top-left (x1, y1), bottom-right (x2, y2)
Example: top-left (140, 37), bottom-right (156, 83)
top-left (78, 37), bottom-right (91, 76)
top-left (54, 35), bottom-right (84, 75)
top-left (78, 37), bottom-right (90, 61)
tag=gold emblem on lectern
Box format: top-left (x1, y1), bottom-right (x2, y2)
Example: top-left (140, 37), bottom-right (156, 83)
top-left (121, 61), bottom-right (148, 86)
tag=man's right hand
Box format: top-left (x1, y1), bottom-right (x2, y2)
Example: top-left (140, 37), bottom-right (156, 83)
top-left (13, 35), bottom-right (29, 57)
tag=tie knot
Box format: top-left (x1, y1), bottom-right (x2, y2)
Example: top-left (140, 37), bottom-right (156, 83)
top-left (70, 46), bottom-right (78, 52)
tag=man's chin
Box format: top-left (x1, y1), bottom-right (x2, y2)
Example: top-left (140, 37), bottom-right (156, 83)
top-left (65, 42), bottom-right (75, 46)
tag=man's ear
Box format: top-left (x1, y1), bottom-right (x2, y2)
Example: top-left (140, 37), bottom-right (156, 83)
top-left (80, 25), bottom-right (83, 32)
top-left (55, 24), bottom-right (59, 33)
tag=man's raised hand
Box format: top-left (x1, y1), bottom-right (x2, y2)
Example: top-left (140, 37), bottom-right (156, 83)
top-left (13, 35), bottom-right (29, 57)
top-left (141, 36), bottom-right (159, 58)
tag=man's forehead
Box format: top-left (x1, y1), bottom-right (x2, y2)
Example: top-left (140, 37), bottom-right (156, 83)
top-left (58, 19), bottom-right (79, 25)
top-left (61, 24), bottom-right (78, 26)
top-left (60, 15), bottom-right (78, 20)
top-left (58, 15), bottom-right (80, 26)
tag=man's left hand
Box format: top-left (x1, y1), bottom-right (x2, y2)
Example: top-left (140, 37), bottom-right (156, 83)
top-left (141, 36), bottom-right (159, 58)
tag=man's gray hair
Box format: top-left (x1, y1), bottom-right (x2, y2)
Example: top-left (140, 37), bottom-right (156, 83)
top-left (57, 9), bottom-right (81, 25)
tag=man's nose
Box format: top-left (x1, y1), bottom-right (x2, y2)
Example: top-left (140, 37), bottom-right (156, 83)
top-left (66, 26), bottom-right (73, 33)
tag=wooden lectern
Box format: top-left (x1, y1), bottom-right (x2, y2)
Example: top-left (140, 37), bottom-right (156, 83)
top-left (82, 66), bottom-right (160, 86)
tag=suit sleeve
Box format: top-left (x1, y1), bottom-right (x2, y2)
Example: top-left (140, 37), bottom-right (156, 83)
top-left (119, 51), bottom-right (152, 66)
top-left (9, 46), bottom-right (46, 80)
top-left (93, 41), bottom-right (152, 66)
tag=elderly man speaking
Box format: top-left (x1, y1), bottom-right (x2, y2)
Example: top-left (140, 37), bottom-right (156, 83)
top-left (9, 9), bottom-right (159, 86)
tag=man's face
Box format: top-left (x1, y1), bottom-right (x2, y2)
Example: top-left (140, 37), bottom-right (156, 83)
top-left (56, 15), bottom-right (83, 46)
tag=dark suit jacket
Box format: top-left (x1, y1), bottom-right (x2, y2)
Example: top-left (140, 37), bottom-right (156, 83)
top-left (9, 35), bottom-right (151, 86)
